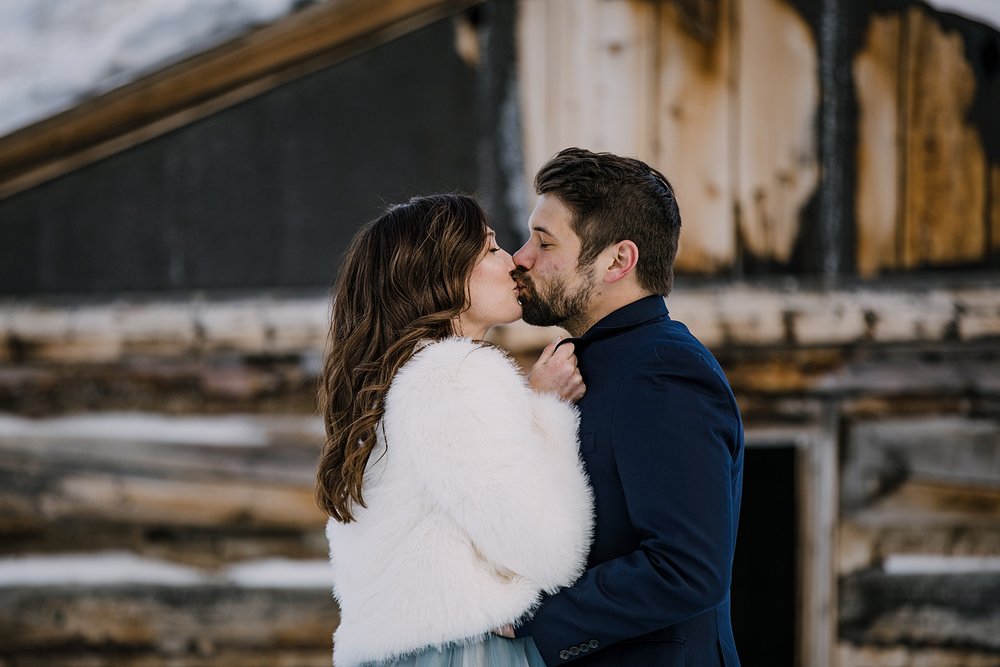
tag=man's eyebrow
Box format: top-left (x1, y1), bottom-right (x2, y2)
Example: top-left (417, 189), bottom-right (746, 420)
top-left (531, 225), bottom-right (555, 237)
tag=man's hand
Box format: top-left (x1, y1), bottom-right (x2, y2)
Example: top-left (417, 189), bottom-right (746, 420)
top-left (528, 338), bottom-right (586, 402)
top-left (492, 624), bottom-right (516, 639)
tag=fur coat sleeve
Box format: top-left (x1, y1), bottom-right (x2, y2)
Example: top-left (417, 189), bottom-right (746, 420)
top-left (384, 337), bottom-right (594, 592)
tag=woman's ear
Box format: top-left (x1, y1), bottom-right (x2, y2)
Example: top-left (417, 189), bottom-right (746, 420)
top-left (603, 240), bottom-right (639, 284)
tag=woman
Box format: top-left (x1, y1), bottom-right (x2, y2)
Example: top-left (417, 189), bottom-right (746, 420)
top-left (317, 194), bottom-right (594, 666)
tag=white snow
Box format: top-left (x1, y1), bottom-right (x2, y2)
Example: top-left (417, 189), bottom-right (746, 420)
top-left (0, 552), bottom-right (333, 588)
top-left (222, 557), bottom-right (335, 588)
top-left (924, 0), bottom-right (1000, 31)
top-left (0, 0), bottom-right (309, 138)
top-left (0, 412), bottom-right (323, 447)
top-left (884, 554), bottom-right (1000, 575)
top-left (0, 552), bottom-right (203, 586)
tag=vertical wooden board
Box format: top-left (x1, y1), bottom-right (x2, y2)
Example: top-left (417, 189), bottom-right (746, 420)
top-left (992, 164), bottom-right (1000, 256)
top-left (549, 0), bottom-right (599, 152)
top-left (736, 0), bottom-right (820, 265)
top-left (517, 0), bottom-right (659, 202)
top-left (517, 0), bottom-right (550, 191)
top-left (590, 0), bottom-right (658, 158)
top-left (902, 7), bottom-right (986, 268)
top-left (854, 13), bottom-right (902, 277)
top-left (656, 0), bottom-right (734, 272)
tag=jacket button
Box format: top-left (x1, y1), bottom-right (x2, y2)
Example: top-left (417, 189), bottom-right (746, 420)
top-left (559, 650), bottom-right (570, 660)
top-left (579, 643), bottom-right (590, 652)
top-left (569, 646), bottom-right (580, 656)
top-left (588, 639), bottom-right (599, 649)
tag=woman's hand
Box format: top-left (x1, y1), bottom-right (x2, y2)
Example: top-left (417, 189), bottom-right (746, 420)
top-left (528, 338), bottom-right (586, 402)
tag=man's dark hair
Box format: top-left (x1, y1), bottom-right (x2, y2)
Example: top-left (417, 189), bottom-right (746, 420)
top-left (534, 147), bottom-right (681, 296)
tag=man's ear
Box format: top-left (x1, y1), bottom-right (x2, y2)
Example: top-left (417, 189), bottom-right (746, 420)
top-left (603, 240), bottom-right (639, 284)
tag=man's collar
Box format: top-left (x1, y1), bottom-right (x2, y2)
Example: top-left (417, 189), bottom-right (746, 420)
top-left (581, 294), bottom-right (669, 340)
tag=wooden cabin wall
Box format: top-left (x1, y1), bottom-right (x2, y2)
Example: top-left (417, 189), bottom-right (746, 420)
top-left (518, 0), bottom-right (1000, 278)
top-left (0, 0), bottom-right (997, 664)
top-left (517, 1), bottom-right (1000, 665)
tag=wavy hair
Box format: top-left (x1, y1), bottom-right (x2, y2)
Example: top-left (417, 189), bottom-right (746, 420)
top-left (316, 194), bottom-right (490, 523)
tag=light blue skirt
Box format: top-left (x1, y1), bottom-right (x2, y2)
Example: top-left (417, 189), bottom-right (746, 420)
top-left (358, 634), bottom-right (546, 667)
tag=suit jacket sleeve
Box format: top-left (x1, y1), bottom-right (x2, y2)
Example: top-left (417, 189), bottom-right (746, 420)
top-left (391, 340), bottom-right (594, 593)
top-left (516, 342), bottom-right (742, 663)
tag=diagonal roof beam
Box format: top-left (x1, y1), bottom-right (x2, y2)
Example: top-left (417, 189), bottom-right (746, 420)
top-left (0, 0), bottom-right (483, 200)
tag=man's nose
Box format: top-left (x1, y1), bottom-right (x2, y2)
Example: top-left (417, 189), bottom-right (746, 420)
top-left (512, 243), bottom-right (532, 269)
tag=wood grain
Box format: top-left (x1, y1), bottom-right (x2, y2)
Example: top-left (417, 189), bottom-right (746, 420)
top-left (854, 13), bottom-right (903, 276)
top-left (735, 0), bottom-right (820, 265)
top-left (657, 0), bottom-right (735, 272)
top-left (901, 7), bottom-right (987, 268)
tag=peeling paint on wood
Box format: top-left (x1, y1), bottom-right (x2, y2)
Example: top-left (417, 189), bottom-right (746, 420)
top-left (902, 7), bottom-right (988, 268)
top-left (736, 0), bottom-right (820, 265)
top-left (657, 0), bottom-right (735, 272)
top-left (992, 163), bottom-right (1000, 256)
top-left (855, 13), bottom-right (903, 276)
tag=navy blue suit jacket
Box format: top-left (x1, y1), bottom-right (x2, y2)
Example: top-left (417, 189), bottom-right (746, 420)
top-left (516, 295), bottom-right (744, 666)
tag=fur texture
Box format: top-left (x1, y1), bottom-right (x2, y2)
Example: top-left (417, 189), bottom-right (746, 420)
top-left (326, 337), bottom-right (594, 666)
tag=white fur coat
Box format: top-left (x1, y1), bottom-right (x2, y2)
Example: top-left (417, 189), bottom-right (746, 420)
top-left (325, 337), bottom-right (594, 666)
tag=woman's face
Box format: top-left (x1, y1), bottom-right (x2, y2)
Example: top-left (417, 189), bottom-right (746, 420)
top-left (456, 229), bottom-right (522, 338)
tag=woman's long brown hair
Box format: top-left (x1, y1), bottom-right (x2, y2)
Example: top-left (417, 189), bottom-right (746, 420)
top-left (316, 194), bottom-right (490, 523)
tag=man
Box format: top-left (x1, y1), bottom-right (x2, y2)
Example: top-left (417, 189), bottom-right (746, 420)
top-left (506, 148), bottom-right (744, 665)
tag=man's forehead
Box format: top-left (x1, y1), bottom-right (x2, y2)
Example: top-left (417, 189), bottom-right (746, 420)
top-left (529, 195), bottom-right (573, 234)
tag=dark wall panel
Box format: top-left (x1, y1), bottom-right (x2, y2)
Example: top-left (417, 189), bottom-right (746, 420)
top-left (0, 8), bottom-right (517, 296)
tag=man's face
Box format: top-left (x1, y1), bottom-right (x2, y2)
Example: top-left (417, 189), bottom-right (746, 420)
top-left (511, 194), bottom-right (597, 330)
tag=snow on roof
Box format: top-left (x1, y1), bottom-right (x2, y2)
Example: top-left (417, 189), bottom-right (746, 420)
top-left (0, 0), bottom-right (310, 138)
top-left (924, 0), bottom-right (1000, 31)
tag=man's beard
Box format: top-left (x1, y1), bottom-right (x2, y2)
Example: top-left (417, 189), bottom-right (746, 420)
top-left (513, 268), bottom-right (595, 330)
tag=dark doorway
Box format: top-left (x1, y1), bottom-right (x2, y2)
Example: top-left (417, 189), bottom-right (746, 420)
top-left (731, 445), bottom-right (798, 666)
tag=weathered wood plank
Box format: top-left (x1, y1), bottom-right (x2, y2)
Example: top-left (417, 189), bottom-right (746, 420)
top-left (839, 570), bottom-right (1000, 652)
top-left (2, 284), bottom-right (998, 364)
top-left (517, 0), bottom-right (550, 186)
top-left (842, 417), bottom-right (1000, 517)
top-left (656, 0), bottom-right (735, 272)
top-left (0, 585), bottom-right (338, 656)
top-left (838, 643), bottom-right (1000, 667)
top-left (839, 519), bottom-right (1000, 576)
top-left (992, 164), bottom-right (1000, 257)
top-left (901, 7), bottom-right (987, 268)
top-left (854, 13), bottom-right (903, 276)
top-left (589, 0), bottom-right (657, 156)
top-left (735, 0), bottom-right (820, 265)
top-left (0, 415), bottom-right (325, 532)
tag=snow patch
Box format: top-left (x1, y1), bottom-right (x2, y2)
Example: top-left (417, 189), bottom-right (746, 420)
top-left (0, 552), bottom-right (334, 588)
top-left (924, 0), bottom-right (1000, 31)
top-left (884, 554), bottom-right (1000, 575)
top-left (0, 552), bottom-right (203, 586)
top-left (0, 412), bottom-right (322, 447)
top-left (222, 557), bottom-right (335, 588)
top-left (0, 0), bottom-right (308, 137)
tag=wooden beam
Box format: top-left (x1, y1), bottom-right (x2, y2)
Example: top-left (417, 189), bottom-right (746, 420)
top-left (0, 0), bottom-right (483, 200)
top-left (3, 282), bottom-right (1000, 364)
